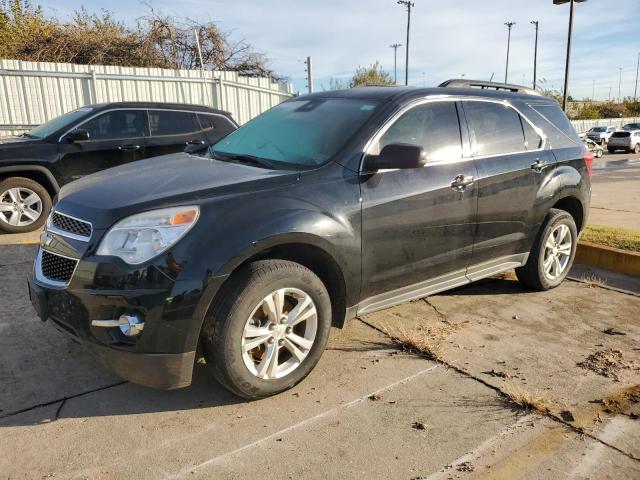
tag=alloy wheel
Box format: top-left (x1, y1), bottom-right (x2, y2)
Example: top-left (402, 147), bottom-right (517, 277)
top-left (0, 187), bottom-right (43, 227)
top-left (241, 288), bottom-right (318, 380)
top-left (543, 224), bottom-right (572, 280)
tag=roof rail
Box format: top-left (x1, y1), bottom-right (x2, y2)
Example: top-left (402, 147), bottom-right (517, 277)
top-left (438, 79), bottom-right (543, 97)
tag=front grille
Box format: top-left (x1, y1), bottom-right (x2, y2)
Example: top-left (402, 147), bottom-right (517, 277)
top-left (51, 212), bottom-right (92, 238)
top-left (41, 250), bottom-right (78, 283)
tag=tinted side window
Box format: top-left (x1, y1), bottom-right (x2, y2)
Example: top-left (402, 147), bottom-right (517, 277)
top-left (528, 104), bottom-right (579, 147)
top-left (149, 111), bottom-right (200, 136)
top-left (463, 102), bottom-right (525, 156)
top-left (521, 117), bottom-right (543, 150)
top-left (377, 102), bottom-right (462, 162)
top-left (82, 110), bottom-right (147, 140)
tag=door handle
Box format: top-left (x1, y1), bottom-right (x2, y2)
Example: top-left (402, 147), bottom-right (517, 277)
top-left (530, 159), bottom-right (549, 173)
top-left (118, 144), bottom-right (141, 151)
top-left (186, 139), bottom-right (206, 145)
top-left (450, 174), bottom-right (474, 192)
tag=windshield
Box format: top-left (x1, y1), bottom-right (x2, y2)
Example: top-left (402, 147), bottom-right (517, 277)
top-left (590, 127), bottom-right (606, 132)
top-left (211, 98), bottom-right (380, 168)
top-left (25, 107), bottom-right (93, 139)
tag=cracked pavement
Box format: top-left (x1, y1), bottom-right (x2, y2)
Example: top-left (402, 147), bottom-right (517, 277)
top-left (0, 245), bottom-right (639, 479)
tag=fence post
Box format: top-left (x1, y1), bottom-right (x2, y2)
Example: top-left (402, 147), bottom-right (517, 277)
top-left (90, 70), bottom-right (98, 104)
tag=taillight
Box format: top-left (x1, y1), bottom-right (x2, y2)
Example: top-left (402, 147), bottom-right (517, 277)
top-left (584, 151), bottom-right (593, 177)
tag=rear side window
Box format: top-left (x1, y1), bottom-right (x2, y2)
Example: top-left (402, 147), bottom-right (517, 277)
top-left (149, 110), bottom-right (200, 136)
top-left (528, 104), bottom-right (579, 147)
top-left (81, 110), bottom-right (147, 140)
top-left (376, 101), bottom-right (462, 162)
top-left (197, 113), bottom-right (236, 135)
top-left (463, 102), bottom-right (525, 156)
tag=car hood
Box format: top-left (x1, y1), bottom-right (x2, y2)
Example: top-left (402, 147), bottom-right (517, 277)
top-left (56, 152), bottom-right (300, 229)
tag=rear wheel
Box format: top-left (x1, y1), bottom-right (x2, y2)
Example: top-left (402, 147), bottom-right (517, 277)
top-left (516, 209), bottom-right (577, 291)
top-left (201, 260), bottom-right (332, 399)
top-left (607, 148), bottom-right (616, 154)
top-left (0, 177), bottom-right (51, 233)
top-left (634, 143), bottom-right (640, 154)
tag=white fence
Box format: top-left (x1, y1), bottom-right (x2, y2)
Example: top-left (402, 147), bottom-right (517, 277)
top-left (571, 117), bottom-right (640, 134)
top-left (0, 59), bottom-right (293, 137)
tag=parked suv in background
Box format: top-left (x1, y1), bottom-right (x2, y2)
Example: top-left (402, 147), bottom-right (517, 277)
top-left (586, 126), bottom-right (615, 145)
top-left (0, 102), bottom-right (237, 233)
top-left (607, 130), bottom-right (640, 154)
top-left (622, 122), bottom-right (640, 131)
top-left (28, 80), bottom-right (591, 399)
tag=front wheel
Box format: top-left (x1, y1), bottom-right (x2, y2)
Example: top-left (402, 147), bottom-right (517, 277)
top-left (634, 143), bottom-right (640, 154)
top-left (201, 260), bottom-right (332, 399)
top-left (516, 209), bottom-right (577, 291)
top-left (0, 177), bottom-right (51, 233)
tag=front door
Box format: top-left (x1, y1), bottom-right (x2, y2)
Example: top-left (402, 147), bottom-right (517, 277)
top-left (359, 100), bottom-right (478, 310)
top-left (459, 100), bottom-right (553, 275)
top-left (56, 110), bottom-right (147, 184)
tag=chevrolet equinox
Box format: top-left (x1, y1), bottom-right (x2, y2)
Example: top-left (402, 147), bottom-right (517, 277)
top-left (28, 80), bottom-right (591, 399)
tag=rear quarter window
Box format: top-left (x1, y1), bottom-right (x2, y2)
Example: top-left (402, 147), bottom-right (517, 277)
top-left (527, 103), bottom-right (579, 148)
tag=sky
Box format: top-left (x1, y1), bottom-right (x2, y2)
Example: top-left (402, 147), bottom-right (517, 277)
top-left (44, 0), bottom-right (640, 100)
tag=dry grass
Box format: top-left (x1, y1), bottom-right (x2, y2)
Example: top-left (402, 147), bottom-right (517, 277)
top-left (501, 383), bottom-right (552, 413)
top-left (382, 320), bottom-right (456, 361)
top-left (582, 225), bottom-right (640, 253)
top-left (580, 274), bottom-right (608, 288)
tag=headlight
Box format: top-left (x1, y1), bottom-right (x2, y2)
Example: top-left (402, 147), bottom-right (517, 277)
top-left (97, 206), bottom-right (199, 264)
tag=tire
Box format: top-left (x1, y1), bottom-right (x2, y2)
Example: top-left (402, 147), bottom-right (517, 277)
top-left (607, 148), bottom-right (616, 154)
top-left (201, 260), bottom-right (332, 399)
top-left (0, 177), bottom-right (51, 233)
top-left (634, 143), bottom-right (640, 154)
top-left (595, 149), bottom-right (603, 158)
top-left (516, 208), bottom-right (577, 291)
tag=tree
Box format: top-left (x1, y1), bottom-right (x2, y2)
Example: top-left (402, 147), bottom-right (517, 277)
top-left (349, 61), bottom-right (395, 88)
top-left (0, 0), bottom-right (280, 80)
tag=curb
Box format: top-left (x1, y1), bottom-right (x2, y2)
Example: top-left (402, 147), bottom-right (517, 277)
top-left (575, 240), bottom-right (640, 278)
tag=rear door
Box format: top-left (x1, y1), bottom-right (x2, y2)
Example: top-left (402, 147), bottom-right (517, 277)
top-left (145, 110), bottom-right (207, 158)
top-left (56, 109), bottom-right (148, 183)
top-left (359, 100), bottom-right (478, 308)
top-left (460, 100), bottom-right (552, 276)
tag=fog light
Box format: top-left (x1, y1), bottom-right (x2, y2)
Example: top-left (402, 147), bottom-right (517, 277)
top-left (118, 314), bottom-right (144, 336)
top-left (91, 314), bottom-right (144, 337)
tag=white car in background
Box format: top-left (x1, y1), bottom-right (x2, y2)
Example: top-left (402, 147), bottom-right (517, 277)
top-left (585, 126), bottom-right (616, 145)
top-left (607, 130), bottom-right (640, 154)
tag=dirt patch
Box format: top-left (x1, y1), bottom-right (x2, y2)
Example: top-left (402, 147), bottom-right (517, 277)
top-left (577, 349), bottom-right (636, 382)
top-left (501, 383), bottom-right (552, 413)
top-left (600, 385), bottom-right (640, 417)
top-left (382, 319), bottom-right (458, 361)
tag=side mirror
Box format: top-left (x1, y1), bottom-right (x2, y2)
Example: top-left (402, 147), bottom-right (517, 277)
top-left (65, 129), bottom-right (90, 143)
top-left (362, 143), bottom-right (426, 172)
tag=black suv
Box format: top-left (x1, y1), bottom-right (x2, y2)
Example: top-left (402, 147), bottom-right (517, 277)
top-left (0, 102), bottom-right (237, 233)
top-left (28, 80), bottom-right (591, 399)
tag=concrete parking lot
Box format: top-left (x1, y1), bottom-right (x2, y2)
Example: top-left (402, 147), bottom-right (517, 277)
top-left (0, 239), bottom-right (639, 479)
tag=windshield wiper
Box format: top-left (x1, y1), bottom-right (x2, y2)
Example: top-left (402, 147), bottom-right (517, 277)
top-left (211, 151), bottom-right (278, 170)
top-left (19, 133), bottom-right (37, 139)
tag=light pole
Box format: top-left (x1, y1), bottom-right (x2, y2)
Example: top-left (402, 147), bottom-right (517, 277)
top-left (635, 52), bottom-right (640, 101)
top-left (531, 20), bottom-right (539, 89)
top-left (618, 67), bottom-right (622, 102)
top-left (554, 0), bottom-right (587, 111)
top-left (592, 79), bottom-right (595, 100)
top-left (504, 22), bottom-right (516, 84)
top-left (397, 1), bottom-right (414, 86)
top-left (390, 43), bottom-right (402, 84)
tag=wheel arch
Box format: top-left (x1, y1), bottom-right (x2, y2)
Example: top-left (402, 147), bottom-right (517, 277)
top-left (550, 195), bottom-right (585, 233)
top-left (0, 165), bottom-right (60, 199)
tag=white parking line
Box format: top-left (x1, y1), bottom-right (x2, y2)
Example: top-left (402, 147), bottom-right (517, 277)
top-left (170, 364), bottom-right (440, 479)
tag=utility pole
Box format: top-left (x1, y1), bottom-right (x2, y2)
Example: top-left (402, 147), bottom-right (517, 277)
top-left (397, 1), bottom-right (414, 86)
top-left (635, 52), bottom-right (640, 101)
top-left (504, 22), bottom-right (516, 84)
top-left (390, 43), bottom-right (402, 84)
top-left (554, 0), bottom-right (588, 111)
top-left (592, 79), bottom-right (595, 100)
top-left (305, 56), bottom-right (313, 94)
top-left (618, 67), bottom-right (622, 102)
top-left (530, 21), bottom-right (539, 89)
